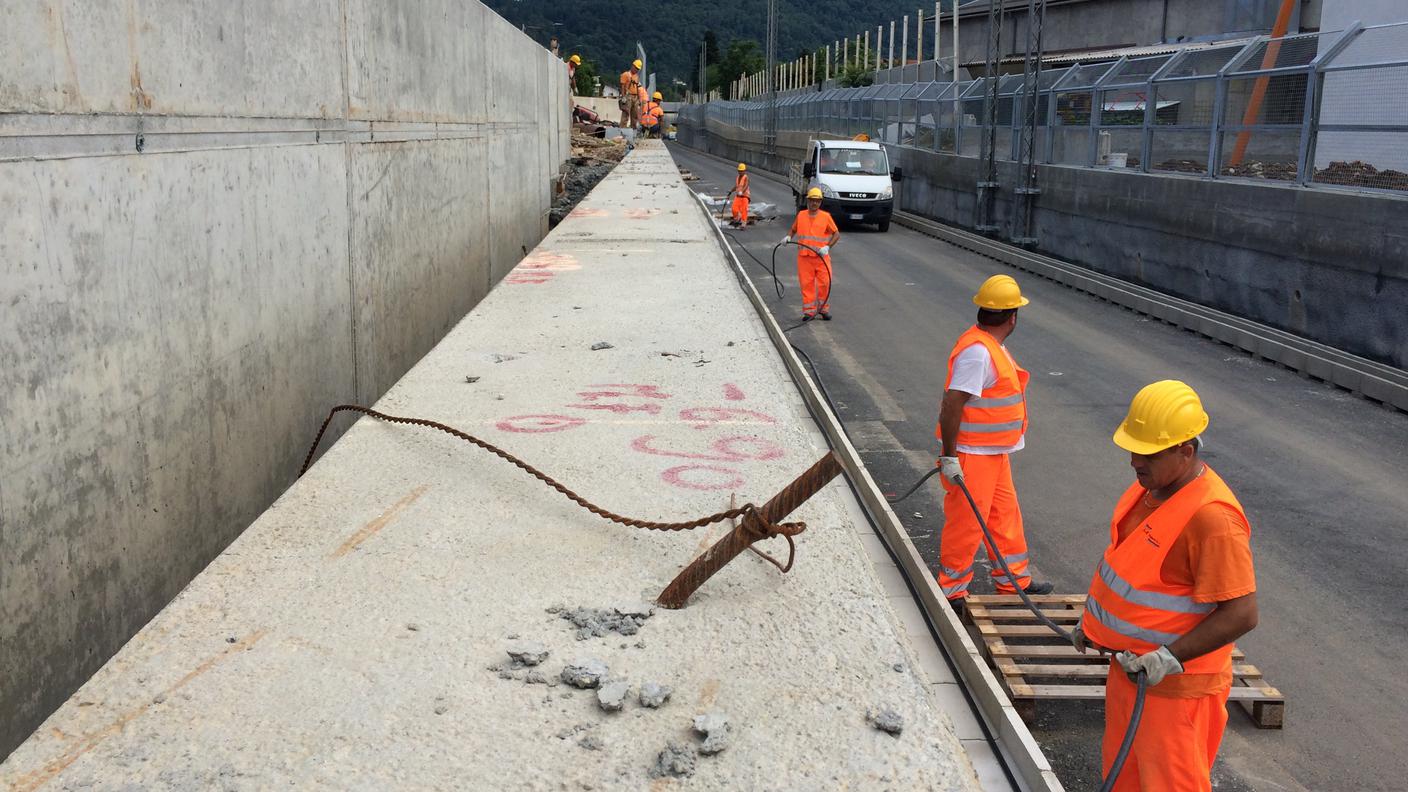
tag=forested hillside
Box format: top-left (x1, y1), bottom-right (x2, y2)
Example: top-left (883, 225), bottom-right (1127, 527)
top-left (484, 0), bottom-right (957, 97)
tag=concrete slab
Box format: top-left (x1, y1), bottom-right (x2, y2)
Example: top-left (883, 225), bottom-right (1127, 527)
top-left (0, 142), bottom-right (983, 791)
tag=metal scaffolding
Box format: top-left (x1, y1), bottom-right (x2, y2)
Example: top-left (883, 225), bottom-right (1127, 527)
top-left (1012, 0), bottom-right (1047, 245)
top-left (975, 0), bottom-right (1005, 233)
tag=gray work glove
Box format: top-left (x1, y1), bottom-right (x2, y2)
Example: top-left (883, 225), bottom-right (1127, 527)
top-left (818, 245), bottom-right (830, 257)
top-left (1116, 645), bottom-right (1184, 686)
top-left (938, 456), bottom-right (963, 485)
top-left (1072, 624), bottom-right (1089, 654)
top-left (782, 235), bottom-right (792, 245)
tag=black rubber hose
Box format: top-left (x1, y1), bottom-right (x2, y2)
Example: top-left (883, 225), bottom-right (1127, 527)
top-left (896, 470), bottom-right (1147, 789)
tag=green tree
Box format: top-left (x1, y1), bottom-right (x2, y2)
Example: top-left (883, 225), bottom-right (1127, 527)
top-left (573, 58), bottom-right (600, 97)
top-left (715, 39), bottom-right (764, 96)
top-left (836, 62), bottom-right (874, 88)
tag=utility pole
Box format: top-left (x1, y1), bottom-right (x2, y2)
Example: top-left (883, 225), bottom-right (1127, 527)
top-left (1013, 0), bottom-right (1047, 245)
top-left (765, 0), bottom-right (778, 154)
top-left (975, 0), bottom-right (1004, 234)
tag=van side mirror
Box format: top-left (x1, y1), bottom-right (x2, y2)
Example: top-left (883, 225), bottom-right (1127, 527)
top-left (803, 162), bottom-right (816, 178)
top-left (891, 167), bottom-right (904, 181)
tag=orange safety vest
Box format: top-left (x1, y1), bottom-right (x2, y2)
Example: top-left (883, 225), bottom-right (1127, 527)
top-left (620, 70), bottom-right (640, 97)
top-left (943, 326), bottom-right (1029, 448)
top-left (791, 210), bottom-right (836, 259)
top-left (1082, 466), bottom-right (1248, 675)
top-left (641, 101), bottom-right (659, 126)
top-left (734, 173), bottom-right (750, 198)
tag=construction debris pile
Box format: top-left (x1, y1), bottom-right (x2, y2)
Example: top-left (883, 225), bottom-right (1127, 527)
top-left (550, 133), bottom-right (629, 227)
top-left (1314, 159), bottom-right (1408, 191)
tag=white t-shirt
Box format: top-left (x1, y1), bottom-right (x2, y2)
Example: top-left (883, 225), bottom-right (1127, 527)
top-left (946, 342), bottom-right (1025, 455)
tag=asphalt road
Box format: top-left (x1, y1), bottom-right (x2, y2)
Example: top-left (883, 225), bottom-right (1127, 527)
top-left (670, 143), bottom-right (1408, 792)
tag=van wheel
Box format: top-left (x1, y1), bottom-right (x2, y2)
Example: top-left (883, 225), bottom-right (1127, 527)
top-left (878, 220), bottom-right (891, 232)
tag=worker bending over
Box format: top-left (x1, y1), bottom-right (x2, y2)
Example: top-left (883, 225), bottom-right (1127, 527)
top-left (649, 92), bottom-right (665, 134)
top-left (935, 275), bottom-right (1052, 603)
top-left (618, 59), bottom-right (642, 130)
top-left (727, 163), bottom-right (751, 226)
top-left (640, 91), bottom-right (664, 137)
top-left (1074, 380), bottom-right (1257, 791)
top-left (783, 187), bottom-right (839, 321)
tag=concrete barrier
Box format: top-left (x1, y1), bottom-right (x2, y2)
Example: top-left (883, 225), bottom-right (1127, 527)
top-left (677, 119), bottom-right (1408, 371)
top-left (0, 0), bottom-right (569, 757)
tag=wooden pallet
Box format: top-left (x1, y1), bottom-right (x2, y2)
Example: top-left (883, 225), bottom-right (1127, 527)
top-left (963, 594), bottom-right (1285, 728)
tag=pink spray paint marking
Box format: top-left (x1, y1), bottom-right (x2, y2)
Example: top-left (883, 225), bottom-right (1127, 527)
top-left (631, 435), bottom-right (784, 461)
top-left (576, 384), bottom-right (672, 402)
top-left (723, 383), bottom-right (746, 401)
top-left (495, 414), bottom-right (587, 433)
top-left (568, 207), bottom-right (609, 219)
top-left (569, 403), bottom-right (663, 415)
top-left (678, 407), bottom-right (777, 430)
top-left (661, 465), bottom-right (746, 491)
top-left (623, 208), bottom-right (661, 220)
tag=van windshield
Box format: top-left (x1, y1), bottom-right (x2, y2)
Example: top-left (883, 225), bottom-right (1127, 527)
top-left (818, 148), bottom-right (889, 175)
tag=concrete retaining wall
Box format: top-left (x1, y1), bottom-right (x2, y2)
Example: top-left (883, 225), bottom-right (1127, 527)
top-left (0, 0), bottom-right (568, 757)
top-left (677, 119), bottom-right (1408, 370)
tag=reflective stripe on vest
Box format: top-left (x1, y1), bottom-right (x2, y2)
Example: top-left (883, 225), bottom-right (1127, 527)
top-left (1080, 467), bottom-right (1249, 675)
top-left (941, 326), bottom-right (1029, 448)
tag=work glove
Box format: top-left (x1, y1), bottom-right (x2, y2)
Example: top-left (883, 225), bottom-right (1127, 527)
top-left (1116, 645), bottom-right (1183, 686)
top-left (782, 235), bottom-right (792, 245)
top-left (1071, 624), bottom-right (1089, 654)
top-left (938, 456), bottom-right (963, 485)
top-left (818, 245), bottom-right (830, 257)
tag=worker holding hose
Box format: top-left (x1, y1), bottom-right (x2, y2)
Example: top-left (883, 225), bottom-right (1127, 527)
top-left (1075, 380), bottom-right (1258, 790)
top-left (935, 275), bottom-right (1052, 603)
top-left (783, 187), bottom-right (839, 321)
top-left (727, 163), bottom-right (751, 226)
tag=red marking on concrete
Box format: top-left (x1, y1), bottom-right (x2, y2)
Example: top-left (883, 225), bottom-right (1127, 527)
top-left (679, 407), bottom-right (777, 429)
top-left (631, 435), bottom-right (784, 461)
top-left (623, 208), bottom-right (661, 220)
top-left (662, 465), bottom-right (746, 491)
top-left (517, 251), bottom-right (581, 271)
top-left (504, 274), bottom-right (553, 285)
top-left (723, 384), bottom-right (746, 401)
top-left (576, 384), bottom-right (672, 401)
top-left (568, 207), bottom-right (609, 219)
top-left (569, 403), bottom-right (663, 415)
top-left (495, 414), bottom-right (587, 433)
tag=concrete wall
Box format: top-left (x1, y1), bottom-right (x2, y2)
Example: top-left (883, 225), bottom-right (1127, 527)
top-left (677, 119), bottom-right (1408, 369)
top-left (0, 0), bottom-right (569, 758)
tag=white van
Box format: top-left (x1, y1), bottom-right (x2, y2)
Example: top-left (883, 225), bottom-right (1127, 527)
top-left (788, 139), bottom-right (903, 231)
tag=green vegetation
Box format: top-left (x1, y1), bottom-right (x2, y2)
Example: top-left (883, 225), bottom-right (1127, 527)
top-left (484, 0), bottom-right (952, 96)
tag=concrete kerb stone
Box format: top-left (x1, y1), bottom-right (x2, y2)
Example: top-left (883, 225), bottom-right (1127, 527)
top-left (0, 141), bottom-right (981, 791)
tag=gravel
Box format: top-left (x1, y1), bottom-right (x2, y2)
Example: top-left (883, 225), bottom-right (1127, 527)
top-left (559, 658), bottom-right (609, 689)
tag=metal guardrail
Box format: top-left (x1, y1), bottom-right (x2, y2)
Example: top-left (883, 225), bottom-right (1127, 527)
top-left (681, 22), bottom-right (1408, 194)
top-left (892, 211), bottom-right (1408, 412)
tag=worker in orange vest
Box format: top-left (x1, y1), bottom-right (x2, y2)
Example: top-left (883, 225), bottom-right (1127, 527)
top-left (784, 188), bottom-right (840, 320)
top-left (727, 163), bottom-right (751, 226)
top-left (639, 89), bottom-right (663, 137)
top-left (935, 275), bottom-right (1052, 603)
top-left (649, 91), bottom-right (666, 134)
top-left (618, 59), bottom-right (642, 129)
top-left (1073, 380), bottom-right (1258, 791)
top-left (567, 54), bottom-right (581, 84)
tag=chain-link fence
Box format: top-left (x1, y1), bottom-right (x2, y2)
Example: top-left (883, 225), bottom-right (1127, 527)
top-left (679, 23), bottom-right (1408, 193)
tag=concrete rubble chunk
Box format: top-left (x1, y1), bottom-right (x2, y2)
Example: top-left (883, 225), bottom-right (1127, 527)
top-left (506, 640), bottom-right (549, 667)
top-left (524, 670), bottom-right (548, 685)
top-left (692, 712), bottom-right (731, 755)
top-left (589, 341), bottom-right (613, 351)
top-left (578, 733), bottom-right (604, 751)
top-left (559, 605), bottom-right (652, 640)
top-left (614, 601), bottom-right (655, 619)
top-left (866, 706), bottom-right (905, 736)
top-left (638, 682), bottom-right (672, 708)
top-left (648, 741), bottom-right (697, 778)
top-left (560, 657), bottom-right (608, 689)
top-left (596, 681), bottom-right (630, 712)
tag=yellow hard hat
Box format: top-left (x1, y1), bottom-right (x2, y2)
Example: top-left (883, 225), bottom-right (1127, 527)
top-left (972, 274), bottom-right (1029, 310)
top-left (653, 91), bottom-right (662, 100)
top-left (1113, 380), bottom-right (1210, 455)
top-left (806, 187), bottom-right (823, 200)
top-left (632, 59), bottom-right (643, 69)
top-left (737, 163), bottom-right (747, 171)
top-left (570, 54), bottom-right (582, 65)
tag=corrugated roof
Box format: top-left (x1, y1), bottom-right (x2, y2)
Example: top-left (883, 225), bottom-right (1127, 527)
top-left (997, 37), bottom-right (1256, 66)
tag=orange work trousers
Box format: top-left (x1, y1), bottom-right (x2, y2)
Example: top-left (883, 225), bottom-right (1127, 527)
top-left (797, 252), bottom-right (831, 316)
top-left (731, 195), bottom-right (750, 224)
top-left (938, 451), bottom-right (1031, 598)
top-left (1102, 667), bottom-right (1230, 791)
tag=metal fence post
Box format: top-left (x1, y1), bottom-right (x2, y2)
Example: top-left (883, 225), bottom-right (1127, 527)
top-left (1299, 24), bottom-right (1363, 186)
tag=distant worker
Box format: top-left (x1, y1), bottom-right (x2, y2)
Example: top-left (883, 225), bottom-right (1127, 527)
top-left (649, 91), bottom-right (666, 133)
top-left (726, 163), bottom-right (751, 227)
top-left (935, 275), bottom-right (1052, 604)
top-left (639, 88), bottom-right (660, 137)
top-left (1073, 381), bottom-right (1258, 791)
top-left (567, 54), bottom-right (581, 84)
top-left (783, 187), bottom-right (839, 321)
top-left (619, 59), bottom-right (643, 130)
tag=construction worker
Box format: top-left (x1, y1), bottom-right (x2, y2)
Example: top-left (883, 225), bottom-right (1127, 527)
top-left (783, 187), bottom-right (839, 321)
top-left (935, 275), bottom-right (1052, 604)
top-left (639, 88), bottom-right (660, 137)
top-left (1073, 380), bottom-right (1258, 791)
top-left (567, 54), bottom-right (581, 84)
top-left (727, 163), bottom-right (751, 226)
top-left (619, 59), bottom-right (642, 130)
top-left (649, 91), bottom-right (666, 134)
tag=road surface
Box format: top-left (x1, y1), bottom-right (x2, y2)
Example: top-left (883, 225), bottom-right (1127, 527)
top-left (671, 142), bottom-right (1408, 792)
